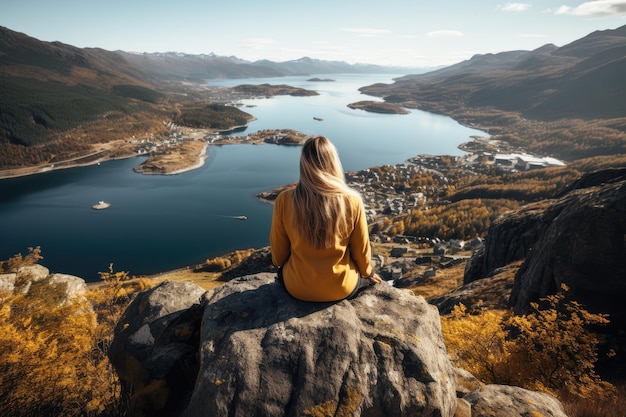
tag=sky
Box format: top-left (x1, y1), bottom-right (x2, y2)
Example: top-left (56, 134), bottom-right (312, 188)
top-left (2, 0), bottom-right (626, 68)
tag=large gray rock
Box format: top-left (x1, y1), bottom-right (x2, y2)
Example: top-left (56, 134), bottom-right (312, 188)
top-left (185, 274), bottom-right (456, 417)
top-left (0, 265), bottom-right (88, 302)
top-left (463, 384), bottom-right (568, 417)
top-left (0, 273), bottom-right (16, 293)
top-left (14, 264), bottom-right (51, 293)
top-left (110, 274), bottom-right (458, 417)
top-left (48, 273), bottom-right (88, 300)
top-left (17, 264), bottom-right (50, 281)
top-left (108, 280), bottom-right (207, 417)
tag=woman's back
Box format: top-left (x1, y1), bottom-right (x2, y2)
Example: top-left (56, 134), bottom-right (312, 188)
top-left (270, 136), bottom-right (380, 302)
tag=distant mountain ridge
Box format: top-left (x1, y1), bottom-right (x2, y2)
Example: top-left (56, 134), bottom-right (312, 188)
top-left (361, 24), bottom-right (626, 121)
top-left (117, 51), bottom-right (427, 81)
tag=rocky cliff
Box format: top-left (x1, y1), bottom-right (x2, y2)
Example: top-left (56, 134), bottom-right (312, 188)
top-left (108, 274), bottom-right (568, 417)
top-left (463, 168), bottom-right (626, 376)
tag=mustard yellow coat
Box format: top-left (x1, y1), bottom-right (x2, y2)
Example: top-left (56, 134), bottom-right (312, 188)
top-left (270, 188), bottom-right (373, 302)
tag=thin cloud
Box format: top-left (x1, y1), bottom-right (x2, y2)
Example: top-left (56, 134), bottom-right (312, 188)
top-left (427, 30), bottom-right (464, 38)
top-left (342, 28), bottom-right (391, 36)
top-left (497, 3), bottom-right (532, 12)
top-left (552, 0), bottom-right (626, 16)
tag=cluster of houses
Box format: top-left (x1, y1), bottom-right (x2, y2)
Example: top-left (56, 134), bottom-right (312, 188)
top-left (377, 235), bottom-right (485, 283)
top-left (130, 122), bottom-right (194, 154)
top-left (346, 163), bottom-right (445, 222)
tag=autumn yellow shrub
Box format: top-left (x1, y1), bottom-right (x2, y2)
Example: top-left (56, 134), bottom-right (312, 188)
top-left (0, 245), bottom-right (42, 272)
top-left (0, 277), bottom-right (119, 416)
top-left (196, 248), bottom-right (255, 272)
top-left (441, 285), bottom-right (614, 402)
top-left (503, 286), bottom-right (613, 399)
top-left (441, 304), bottom-right (510, 382)
top-left (0, 254), bottom-right (151, 417)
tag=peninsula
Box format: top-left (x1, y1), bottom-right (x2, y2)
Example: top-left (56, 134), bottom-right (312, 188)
top-left (133, 139), bottom-right (208, 175)
top-left (132, 128), bottom-right (309, 175)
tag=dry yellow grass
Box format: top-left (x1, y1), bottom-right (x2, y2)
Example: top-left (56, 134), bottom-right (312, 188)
top-left (410, 263), bottom-right (466, 300)
top-left (148, 268), bottom-right (225, 290)
top-left (134, 139), bottom-right (207, 174)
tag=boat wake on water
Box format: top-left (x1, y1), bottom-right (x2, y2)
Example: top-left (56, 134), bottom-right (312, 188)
top-left (215, 215), bottom-right (248, 220)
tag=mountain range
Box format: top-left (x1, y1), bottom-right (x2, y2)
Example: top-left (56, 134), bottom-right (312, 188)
top-left (0, 24), bottom-right (625, 165)
top-left (360, 25), bottom-right (626, 121)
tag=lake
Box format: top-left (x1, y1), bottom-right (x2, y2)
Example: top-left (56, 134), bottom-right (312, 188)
top-left (0, 74), bottom-right (485, 281)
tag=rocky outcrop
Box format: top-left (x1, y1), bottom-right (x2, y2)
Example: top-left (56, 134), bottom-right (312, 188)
top-left (110, 275), bottom-right (457, 416)
top-left (510, 176), bottom-right (626, 314)
top-left (510, 171), bottom-right (626, 376)
top-left (218, 246), bottom-right (275, 281)
top-left (463, 168), bottom-right (626, 376)
top-left (107, 281), bottom-right (206, 417)
top-left (463, 385), bottom-right (568, 417)
top-left (431, 262), bottom-right (520, 314)
top-left (0, 264), bottom-right (88, 300)
top-left (463, 200), bottom-right (551, 284)
top-left (109, 275), bottom-right (571, 417)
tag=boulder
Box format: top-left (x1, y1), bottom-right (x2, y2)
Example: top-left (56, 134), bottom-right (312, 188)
top-left (48, 273), bottom-right (88, 300)
top-left (17, 264), bottom-right (50, 281)
top-left (108, 280), bottom-right (207, 417)
top-left (0, 273), bottom-right (16, 293)
top-left (462, 384), bottom-right (568, 417)
top-left (110, 274), bottom-right (458, 417)
top-left (453, 367), bottom-right (483, 398)
top-left (14, 264), bottom-right (51, 293)
top-left (0, 265), bottom-right (88, 302)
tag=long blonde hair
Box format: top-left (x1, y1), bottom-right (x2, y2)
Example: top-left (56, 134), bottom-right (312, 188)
top-left (292, 136), bottom-right (360, 249)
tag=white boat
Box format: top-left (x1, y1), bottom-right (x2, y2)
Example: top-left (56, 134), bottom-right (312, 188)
top-left (92, 201), bottom-right (111, 210)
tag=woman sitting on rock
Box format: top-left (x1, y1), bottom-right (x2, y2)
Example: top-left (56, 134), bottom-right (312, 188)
top-left (270, 136), bottom-right (382, 302)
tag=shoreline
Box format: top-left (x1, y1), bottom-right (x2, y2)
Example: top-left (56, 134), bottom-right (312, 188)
top-left (0, 141), bottom-right (213, 180)
top-left (167, 142), bottom-right (209, 175)
top-left (0, 152), bottom-right (141, 181)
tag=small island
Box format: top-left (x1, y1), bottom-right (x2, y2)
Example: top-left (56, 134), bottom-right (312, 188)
top-left (232, 84), bottom-right (319, 97)
top-left (347, 100), bottom-right (410, 115)
top-left (307, 78), bottom-right (335, 82)
top-left (92, 201), bottom-right (111, 210)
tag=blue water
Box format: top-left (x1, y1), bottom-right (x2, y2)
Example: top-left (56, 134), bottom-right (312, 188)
top-left (0, 74), bottom-right (484, 281)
